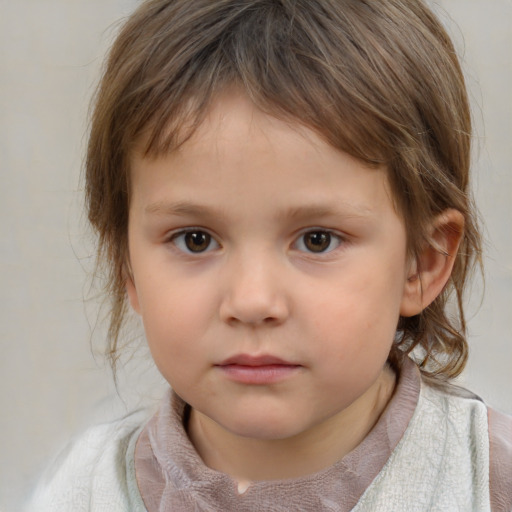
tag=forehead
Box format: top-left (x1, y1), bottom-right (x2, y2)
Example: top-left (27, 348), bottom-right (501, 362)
top-left (129, 91), bottom-right (399, 226)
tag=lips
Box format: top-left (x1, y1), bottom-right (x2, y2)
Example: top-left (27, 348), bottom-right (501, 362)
top-left (218, 354), bottom-right (297, 367)
top-left (216, 354), bottom-right (301, 384)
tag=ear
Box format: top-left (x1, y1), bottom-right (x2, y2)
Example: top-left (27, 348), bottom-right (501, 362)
top-left (124, 262), bottom-right (142, 315)
top-left (400, 209), bottom-right (464, 317)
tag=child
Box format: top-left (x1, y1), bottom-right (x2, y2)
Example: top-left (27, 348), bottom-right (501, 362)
top-left (29, 0), bottom-right (512, 510)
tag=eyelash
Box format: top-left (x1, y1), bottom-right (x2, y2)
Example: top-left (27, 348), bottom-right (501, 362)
top-left (292, 230), bottom-right (344, 254)
top-left (169, 229), bottom-right (220, 254)
top-left (167, 228), bottom-right (345, 255)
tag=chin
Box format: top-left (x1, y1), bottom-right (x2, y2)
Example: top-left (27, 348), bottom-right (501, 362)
top-left (221, 414), bottom-right (308, 441)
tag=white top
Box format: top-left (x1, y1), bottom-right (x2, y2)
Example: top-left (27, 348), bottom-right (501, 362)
top-left (27, 410), bottom-right (148, 512)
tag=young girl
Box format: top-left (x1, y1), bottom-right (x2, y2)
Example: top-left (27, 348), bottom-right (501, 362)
top-left (29, 0), bottom-right (512, 510)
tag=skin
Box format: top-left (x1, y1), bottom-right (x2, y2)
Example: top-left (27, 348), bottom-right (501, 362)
top-left (126, 90), bottom-right (461, 484)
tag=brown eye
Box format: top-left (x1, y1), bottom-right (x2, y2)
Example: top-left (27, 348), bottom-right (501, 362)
top-left (184, 231), bottom-right (211, 252)
top-left (294, 230), bottom-right (342, 254)
top-left (172, 230), bottom-right (219, 254)
top-left (303, 231), bottom-right (331, 252)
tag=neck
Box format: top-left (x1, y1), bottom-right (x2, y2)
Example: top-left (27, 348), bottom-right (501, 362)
top-left (187, 365), bottom-right (396, 483)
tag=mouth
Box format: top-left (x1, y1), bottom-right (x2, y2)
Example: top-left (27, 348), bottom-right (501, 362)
top-left (215, 354), bottom-right (302, 385)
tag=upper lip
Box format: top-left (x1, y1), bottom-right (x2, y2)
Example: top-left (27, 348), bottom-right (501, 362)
top-left (217, 354), bottom-right (298, 366)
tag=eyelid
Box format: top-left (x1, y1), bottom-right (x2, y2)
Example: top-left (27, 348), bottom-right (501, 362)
top-left (292, 228), bottom-right (346, 254)
top-left (167, 227), bottom-right (221, 254)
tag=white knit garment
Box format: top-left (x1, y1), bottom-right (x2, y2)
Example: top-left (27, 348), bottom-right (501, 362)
top-left (353, 383), bottom-right (490, 511)
top-left (26, 411), bottom-right (148, 512)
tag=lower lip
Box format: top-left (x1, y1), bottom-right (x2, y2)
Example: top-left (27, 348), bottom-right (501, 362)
top-left (217, 364), bottom-right (301, 384)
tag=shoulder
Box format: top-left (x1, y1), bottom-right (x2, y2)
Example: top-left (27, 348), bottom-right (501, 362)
top-left (26, 409), bottom-right (150, 512)
top-left (421, 380), bottom-right (512, 511)
top-left (418, 376), bottom-right (489, 440)
top-left (488, 406), bottom-right (512, 512)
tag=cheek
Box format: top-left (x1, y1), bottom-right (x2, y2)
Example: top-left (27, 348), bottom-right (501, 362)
top-left (308, 269), bottom-right (402, 367)
top-left (137, 277), bottom-right (217, 371)
top-left (320, 270), bottom-right (401, 328)
top-left (142, 305), bottom-right (201, 386)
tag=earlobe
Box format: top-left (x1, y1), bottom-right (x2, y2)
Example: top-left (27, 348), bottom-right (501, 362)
top-left (400, 209), bottom-right (464, 317)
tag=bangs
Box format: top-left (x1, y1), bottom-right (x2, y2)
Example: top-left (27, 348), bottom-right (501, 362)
top-left (104, 0), bottom-right (408, 165)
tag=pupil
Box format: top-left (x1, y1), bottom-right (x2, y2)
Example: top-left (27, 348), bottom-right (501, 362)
top-left (185, 231), bottom-right (210, 252)
top-left (305, 232), bottom-right (330, 252)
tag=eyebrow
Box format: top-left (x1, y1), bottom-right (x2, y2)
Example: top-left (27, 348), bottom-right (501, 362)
top-left (281, 203), bottom-right (373, 221)
top-left (144, 200), bottom-right (373, 220)
top-left (145, 200), bottom-right (219, 217)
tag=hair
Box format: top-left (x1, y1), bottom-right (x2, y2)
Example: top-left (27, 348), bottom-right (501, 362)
top-left (86, 0), bottom-right (482, 380)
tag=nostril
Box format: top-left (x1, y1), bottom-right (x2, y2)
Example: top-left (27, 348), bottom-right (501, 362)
top-left (224, 314), bottom-right (281, 327)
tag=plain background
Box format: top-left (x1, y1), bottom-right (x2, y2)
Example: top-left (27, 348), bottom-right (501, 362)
top-left (0, 1), bottom-right (511, 510)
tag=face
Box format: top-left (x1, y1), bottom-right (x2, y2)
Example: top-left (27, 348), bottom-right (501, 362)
top-left (126, 92), bottom-right (413, 442)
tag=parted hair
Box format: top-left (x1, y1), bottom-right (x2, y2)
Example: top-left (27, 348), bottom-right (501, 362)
top-left (86, 0), bottom-right (482, 379)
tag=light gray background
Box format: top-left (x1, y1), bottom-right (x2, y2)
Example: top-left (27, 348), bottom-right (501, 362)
top-left (0, 1), bottom-right (511, 510)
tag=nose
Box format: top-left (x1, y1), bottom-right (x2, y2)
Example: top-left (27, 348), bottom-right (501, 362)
top-left (219, 252), bottom-right (290, 326)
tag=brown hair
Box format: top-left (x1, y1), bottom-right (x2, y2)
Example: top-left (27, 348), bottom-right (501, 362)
top-left (86, 0), bottom-right (482, 379)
